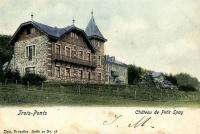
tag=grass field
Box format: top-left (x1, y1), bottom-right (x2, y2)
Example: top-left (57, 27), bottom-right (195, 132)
top-left (0, 83), bottom-right (199, 107)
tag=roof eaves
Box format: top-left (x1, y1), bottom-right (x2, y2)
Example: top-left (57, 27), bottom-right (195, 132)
top-left (88, 35), bottom-right (107, 42)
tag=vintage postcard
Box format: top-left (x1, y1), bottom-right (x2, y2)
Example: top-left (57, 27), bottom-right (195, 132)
top-left (0, 0), bottom-right (200, 134)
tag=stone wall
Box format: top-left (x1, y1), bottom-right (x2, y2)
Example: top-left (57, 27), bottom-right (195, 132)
top-left (90, 39), bottom-right (105, 82)
top-left (10, 26), bottom-right (106, 84)
top-left (10, 35), bottom-right (49, 77)
top-left (47, 31), bottom-right (104, 83)
top-left (18, 26), bottom-right (42, 41)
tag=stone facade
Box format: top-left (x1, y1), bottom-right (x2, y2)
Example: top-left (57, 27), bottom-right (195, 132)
top-left (9, 15), bottom-right (128, 85)
top-left (105, 55), bottom-right (128, 84)
top-left (10, 20), bottom-right (106, 84)
top-left (90, 39), bottom-right (105, 82)
top-left (47, 32), bottom-right (104, 83)
top-left (10, 32), bottom-right (49, 77)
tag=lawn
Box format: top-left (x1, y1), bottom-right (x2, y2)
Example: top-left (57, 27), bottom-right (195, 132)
top-left (0, 83), bottom-right (199, 107)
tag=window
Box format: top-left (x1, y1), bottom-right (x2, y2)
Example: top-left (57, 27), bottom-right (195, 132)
top-left (65, 47), bottom-right (71, 57)
top-left (87, 71), bottom-right (91, 80)
top-left (97, 73), bottom-right (101, 81)
top-left (93, 55), bottom-right (96, 60)
top-left (27, 29), bottom-right (31, 35)
top-left (71, 50), bottom-right (77, 58)
top-left (55, 66), bottom-right (60, 78)
top-left (55, 44), bottom-right (60, 55)
top-left (70, 32), bottom-right (78, 39)
top-left (26, 45), bottom-right (35, 60)
top-left (78, 70), bottom-right (83, 79)
top-left (96, 41), bottom-right (100, 47)
top-left (97, 41), bottom-right (100, 46)
top-left (87, 53), bottom-right (90, 61)
top-left (65, 68), bottom-right (70, 77)
top-left (25, 67), bottom-right (35, 74)
top-left (98, 56), bottom-right (101, 65)
top-left (31, 28), bottom-right (35, 34)
top-left (106, 75), bottom-right (109, 82)
top-left (78, 51), bottom-right (83, 59)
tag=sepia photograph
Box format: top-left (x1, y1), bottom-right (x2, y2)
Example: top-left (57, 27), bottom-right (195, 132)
top-left (0, 0), bottom-right (200, 133)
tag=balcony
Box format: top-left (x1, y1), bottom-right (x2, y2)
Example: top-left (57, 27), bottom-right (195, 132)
top-left (52, 54), bottom-right (96, 68)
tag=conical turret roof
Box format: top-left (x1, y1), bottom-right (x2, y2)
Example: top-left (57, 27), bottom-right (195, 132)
top-left (85, 16), bottom-right (107, 42)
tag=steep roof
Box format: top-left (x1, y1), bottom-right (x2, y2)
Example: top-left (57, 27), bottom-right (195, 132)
top-left (10, 21), bottom-right (96, 52)
top-left (85, 16), bottom-right (107, 42)
top-left (33, 21), bottom-right (74, 38)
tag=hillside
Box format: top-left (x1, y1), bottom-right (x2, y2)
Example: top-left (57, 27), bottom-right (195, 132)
top-left (0, 83), bottom-right (199, 107)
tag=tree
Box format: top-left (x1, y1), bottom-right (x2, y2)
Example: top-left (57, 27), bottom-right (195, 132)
top-left (164, 73), bottom-right (177, 85)
top-left (0, 35), bottom-right (12, 65)
top-left (0, 35), bottom-right (12, 80)
top-left (175, 73), bottom-right (199, 91)
top-left (128, 65), bottom-right (144, 85)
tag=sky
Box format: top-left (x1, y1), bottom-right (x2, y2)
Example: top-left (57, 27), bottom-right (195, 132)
top-left (0, 0), bottom-right (200, 80)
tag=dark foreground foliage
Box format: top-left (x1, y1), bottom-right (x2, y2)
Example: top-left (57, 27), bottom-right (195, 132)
top-left (178, 85), bottom-right (197, 92)
top-left (21, 73), bottom-right (46, 85)
top-left (3, 69), bottom-right (21, 81)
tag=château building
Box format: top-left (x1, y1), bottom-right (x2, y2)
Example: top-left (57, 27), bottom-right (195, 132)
top-left (9, 13), bottom-right (128, 84)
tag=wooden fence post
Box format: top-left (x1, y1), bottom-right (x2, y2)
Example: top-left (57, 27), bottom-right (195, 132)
top-left (16, 80), bottom-right (18, 88)
top-left (59, 79), bottom-right (61, 88)
top-left (134, 90), bottom-right (137, 100)
top-left (5, 78), bottom-right (7, 86)
top-left (78, 85), bottom-right (81, 95)
top-left (149, 92), bottom-right (151, 100)
top-left (98, 87), bottom-right (100, 96)
top-left (27, 81), bottom-right (29, 89)
top-left (117, 87), bottom-right (119, 97)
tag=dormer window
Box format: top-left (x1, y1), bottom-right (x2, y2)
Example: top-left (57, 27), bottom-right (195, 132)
top-left (26, 28), bottom-right (35, 35)
top-left (31, 28), bottom-right (35, 33)
top-left (70, 32), bottom-right (78, 39)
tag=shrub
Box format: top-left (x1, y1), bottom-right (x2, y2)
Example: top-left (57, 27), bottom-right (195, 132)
top-left (178, 85), bottom-right (197, 92)
top-left (4, 69), bottom-right (21, 81)
top-left (22, 73), bottom-right (46, 85)
top-left (164, 74), bottom-right (177, 85)
top-left (128, 65), bottom-right (144, 85)
top-left (175, 73), bottom-right (199, 89)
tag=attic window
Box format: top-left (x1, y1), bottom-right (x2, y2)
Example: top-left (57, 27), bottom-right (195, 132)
top-left (27, 29), bottom-right (31, 35)
top-left (70, 32), bottom-right (78, 39)
top-left (31, 28), bottom-right (35, 33)
top-left (26, 28), bottom-right (35, 35)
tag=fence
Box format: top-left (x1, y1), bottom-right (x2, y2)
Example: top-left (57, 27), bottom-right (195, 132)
top-left (0, 78), bottom-right (199, 103)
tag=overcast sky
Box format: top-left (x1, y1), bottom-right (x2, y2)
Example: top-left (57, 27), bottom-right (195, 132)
top-left (0, 0), bottom-right (200, 80)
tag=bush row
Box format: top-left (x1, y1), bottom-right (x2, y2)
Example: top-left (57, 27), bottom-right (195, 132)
top-left (1, 69), bottom-right (46, 84)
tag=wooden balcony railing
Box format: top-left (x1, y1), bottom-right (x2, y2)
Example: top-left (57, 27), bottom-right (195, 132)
top-left (52, 54), bottom-right (96, 68)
